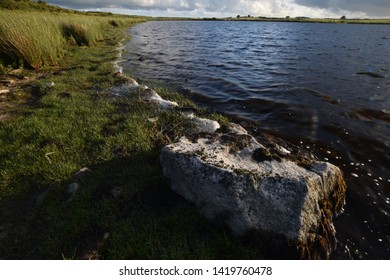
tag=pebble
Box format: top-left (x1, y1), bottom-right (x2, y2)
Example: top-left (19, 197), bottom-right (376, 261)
top-left (148, 117), bottom-right (159, 123)
top-left (67, 182), bottom-right (79, 195)
top-left (45, 82), bottom-right (55, 88)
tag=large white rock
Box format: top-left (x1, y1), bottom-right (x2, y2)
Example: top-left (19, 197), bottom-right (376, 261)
top-left (160, 126), bottom-right (346, 258)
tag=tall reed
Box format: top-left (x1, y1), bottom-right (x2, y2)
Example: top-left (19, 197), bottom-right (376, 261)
top-left (0, 11), bottom-right (136, 69)
top-left (0, 11), bottom-right (65, 69)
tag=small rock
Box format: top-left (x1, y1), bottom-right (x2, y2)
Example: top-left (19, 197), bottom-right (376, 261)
top-left (0, 89), bottom-right (10, 94)
top-left (111, 75), bottom-right (140, 95)
top-left (64, 182), bottom-right (80, 204)
top-left (67, 182), bottom-right (79, 195)
top-left (185, 113), bottom-right (220, 134)
top-left (148, 117), bottom-right (159, 123)
top-left (45, 82), bottom-right (55, 88)
top-left (142, 88), bottom-right (178, 109)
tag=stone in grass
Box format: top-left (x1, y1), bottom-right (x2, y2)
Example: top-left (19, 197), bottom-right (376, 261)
top-left (160, 124), bottom-right (347, 259)
top-left (65, 182), bottom-right (79, 204)
top-left (142, 88), bottom-right (179, 109)
top-left (184, 113), bottom-right (221, 134)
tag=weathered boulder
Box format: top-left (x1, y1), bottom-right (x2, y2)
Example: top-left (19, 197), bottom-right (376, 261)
top-left (160, 124), bottom-right (346, 258)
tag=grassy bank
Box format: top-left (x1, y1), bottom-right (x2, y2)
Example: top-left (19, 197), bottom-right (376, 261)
top-left (0, 10), bottom-right (264, 259)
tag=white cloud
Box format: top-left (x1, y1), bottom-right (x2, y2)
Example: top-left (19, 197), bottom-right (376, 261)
top-left (46, 0), bottom-right (389, 18)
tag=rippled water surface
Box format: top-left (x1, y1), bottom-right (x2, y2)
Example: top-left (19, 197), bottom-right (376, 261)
top-left (123, 21), bottom-right (390, 259)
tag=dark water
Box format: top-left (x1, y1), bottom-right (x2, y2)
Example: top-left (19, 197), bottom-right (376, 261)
top-left (123, 21), bottom-right (390, 259)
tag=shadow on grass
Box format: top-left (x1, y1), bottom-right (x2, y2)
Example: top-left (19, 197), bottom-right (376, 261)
top-left (0, 147), bottom-right (268, 260)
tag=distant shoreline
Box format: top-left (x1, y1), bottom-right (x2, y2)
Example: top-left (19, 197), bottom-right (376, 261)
top-left (153, 16), bottom-right (390, 25)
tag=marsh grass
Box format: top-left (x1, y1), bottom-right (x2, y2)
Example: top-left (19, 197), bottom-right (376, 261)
top-left (0, 11), bottom-right (65, 69)
top-left (0, 10), bottom-right (146, 69)
top-left (61, 22), bottom-right (102, 46)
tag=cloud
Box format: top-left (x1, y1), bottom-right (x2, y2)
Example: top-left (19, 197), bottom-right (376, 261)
top-left (47, 0), bottom-right (288, 15)
top-left (293, 0), bottom-right (390, 17)
top-left (45, 0), bottom-right (390, 18)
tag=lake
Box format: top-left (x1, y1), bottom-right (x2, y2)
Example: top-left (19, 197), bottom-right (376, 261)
top-left (122, 21), bottom-right (390, 259)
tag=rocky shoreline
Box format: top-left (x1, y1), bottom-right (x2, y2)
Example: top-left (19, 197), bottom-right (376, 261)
top-left (112, 42), bottom-right (347, 259)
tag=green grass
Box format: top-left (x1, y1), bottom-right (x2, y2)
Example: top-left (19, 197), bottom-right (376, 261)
top-left (0, 12), bottom-right (261, 260)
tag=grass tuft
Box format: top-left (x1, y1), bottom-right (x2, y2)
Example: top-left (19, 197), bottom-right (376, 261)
top-left (61, 22), bottom-right (102, 46)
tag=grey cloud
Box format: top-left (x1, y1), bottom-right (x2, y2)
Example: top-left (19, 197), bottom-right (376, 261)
top-left (46, 0), bottom-right (288, 16)
top-left (46, 1), bottom-right (190, 11)
top-left (294, 0), bottom-right (390, 17)
top-left (46, 0), bottom-right (390, 17)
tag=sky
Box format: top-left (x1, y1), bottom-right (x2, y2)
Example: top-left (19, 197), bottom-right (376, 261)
top-left (45, 0), bottom-right (390, 18)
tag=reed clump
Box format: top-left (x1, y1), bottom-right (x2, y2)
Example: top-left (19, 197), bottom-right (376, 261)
top-left (61, 20), bottom-right (104, 46)
top-left (0, 11), bottom-right (65, 69)
top-left (0, 10), bottom-right (142, 69)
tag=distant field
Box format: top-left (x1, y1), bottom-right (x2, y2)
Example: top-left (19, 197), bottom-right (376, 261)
top-left (224, 16), bottom-right (390, 24)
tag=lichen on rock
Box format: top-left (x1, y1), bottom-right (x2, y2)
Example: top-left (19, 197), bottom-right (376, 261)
top-left (160, 123), bottom-right (347, 259)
